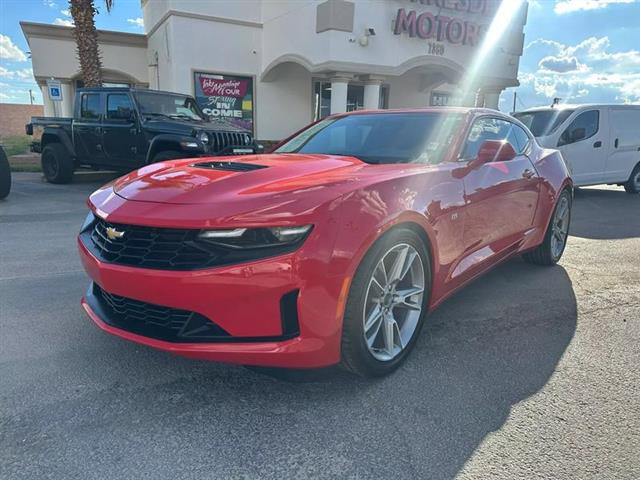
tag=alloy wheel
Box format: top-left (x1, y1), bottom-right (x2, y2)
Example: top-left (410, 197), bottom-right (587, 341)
top-left (362, 243), bottom-right (425, 362)
top-left (551, 195), bottom-right (570, 259)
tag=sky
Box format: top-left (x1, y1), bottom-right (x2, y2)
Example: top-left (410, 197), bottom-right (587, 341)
top-left (0, 0), bottom-right (639, 110)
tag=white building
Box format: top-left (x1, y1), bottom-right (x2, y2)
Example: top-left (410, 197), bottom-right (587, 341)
top-left (22, 0), bottom-right (528, 141)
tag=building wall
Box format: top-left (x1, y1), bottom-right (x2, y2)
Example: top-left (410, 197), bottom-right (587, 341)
top-left (0, 104), bottom-right (43, 138)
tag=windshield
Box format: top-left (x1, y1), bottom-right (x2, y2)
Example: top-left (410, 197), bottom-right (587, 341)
top-left (275, 112), bottom-right (464, 165)
top-left (134, 92), bottom-right (206, 121)
top-left (513, 109), bottom-right (574, 137)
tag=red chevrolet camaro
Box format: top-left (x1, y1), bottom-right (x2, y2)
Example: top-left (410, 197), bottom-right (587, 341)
top-left (78, 108), bottom-right (572, 377)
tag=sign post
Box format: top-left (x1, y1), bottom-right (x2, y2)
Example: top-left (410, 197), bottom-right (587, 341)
top-left (46, 78), bottom-right (63, 117)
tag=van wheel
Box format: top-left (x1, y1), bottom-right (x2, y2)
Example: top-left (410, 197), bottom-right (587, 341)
top-left (151, 150), bottom-right (185, 163)
top-left (0, 146), bottom-right (11, 199)
top-left (624, 163), bottom-right (640, 194)
top-left (42, 144), bottom-right (74, 184)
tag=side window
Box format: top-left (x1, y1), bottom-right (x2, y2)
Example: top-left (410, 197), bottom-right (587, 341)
top-left (558, 110), bottom-right (599, 146)
top-left (461, 118), bottom-right (522, 159)
top-left (508, 123), bottom-right (530, 153)
top-left (80, 94), bottom-right (101, 120)
top-left (106, 94), bottom-right (134, 120)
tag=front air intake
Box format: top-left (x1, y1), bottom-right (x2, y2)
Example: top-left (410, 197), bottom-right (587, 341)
top-left (192, 161), bottom-right (267, 172)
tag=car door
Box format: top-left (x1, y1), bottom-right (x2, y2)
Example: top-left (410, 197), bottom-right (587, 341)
top-left (454, 117), bottom-right (540, 279)
top-left (73, 93), bottom-right (105, 165)
top-left (102, 93), bottom-right (146, 168)
top-left (557, 109), bottom-right (604, 185)
top-left (604, 107), bottom-right (640, 183)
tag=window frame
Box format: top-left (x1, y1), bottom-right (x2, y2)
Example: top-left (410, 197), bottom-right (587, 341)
top-left (105, 93), bottom-right (135, 121)
top-left (79, 93), bottom-right (102, 121)
top-left (557, 109), bottom-right (600, 147)
top-left (458, 115), bottom-right (532, 162)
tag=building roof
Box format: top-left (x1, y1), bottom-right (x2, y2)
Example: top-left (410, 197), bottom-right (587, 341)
top-left (20, 21), bottom-right (147, 48)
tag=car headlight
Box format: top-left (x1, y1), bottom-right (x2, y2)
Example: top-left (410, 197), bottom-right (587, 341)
top-left (196, 131), bottom-right (209, 145)
top-left (80, 211), bottom-right (96, 233)
top-left (198, 225), bottom-right (313, 249)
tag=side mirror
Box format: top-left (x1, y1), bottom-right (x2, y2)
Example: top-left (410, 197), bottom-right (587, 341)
top-left (472, 140), bottom-right (517, 168)
top-left (570, 127), bottom-right (586, 142)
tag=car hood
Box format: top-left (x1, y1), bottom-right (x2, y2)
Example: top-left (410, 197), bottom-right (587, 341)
top-left (112, 154), bottom-right (378, 206)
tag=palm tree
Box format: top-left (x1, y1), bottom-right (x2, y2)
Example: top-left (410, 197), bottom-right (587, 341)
top-left (68, 0), bottom-right (114, 87)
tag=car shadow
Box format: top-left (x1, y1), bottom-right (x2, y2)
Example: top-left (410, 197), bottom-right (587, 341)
top-left (570, 186), bottom-right (640, 240)
top-left (2, 259), bottom-right (576, 479)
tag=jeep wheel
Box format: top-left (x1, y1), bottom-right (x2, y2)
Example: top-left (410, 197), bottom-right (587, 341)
top-left (42, 143), bottom-right (74, 184)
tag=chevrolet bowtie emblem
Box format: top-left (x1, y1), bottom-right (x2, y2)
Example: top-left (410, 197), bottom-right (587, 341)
top-left (105, 226), bottom-right (125, 240)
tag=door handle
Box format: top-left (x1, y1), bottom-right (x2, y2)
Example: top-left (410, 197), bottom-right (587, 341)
top-left (522, 169), bottom-right (535, 179)
top-left (614, 138), bottom-right (619, 148)
top-left (593, 141), bottom-right (602, 148)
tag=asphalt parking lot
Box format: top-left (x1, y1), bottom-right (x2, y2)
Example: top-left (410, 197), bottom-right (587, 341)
top-left (1, 172), bottom-right (639, 480)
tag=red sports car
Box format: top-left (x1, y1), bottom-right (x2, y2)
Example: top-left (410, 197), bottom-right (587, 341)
top-left (78, 108), bottom-right (572, 377)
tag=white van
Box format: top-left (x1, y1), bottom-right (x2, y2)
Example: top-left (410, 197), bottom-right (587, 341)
top-left (514, 104), bottom-right (640, 193)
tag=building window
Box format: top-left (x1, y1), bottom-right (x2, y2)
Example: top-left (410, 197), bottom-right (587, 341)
top-left (346, 85), bottom-right (364, 112)
top-left (431, 92), bottom-right (451, 106)
top-left (313, 81), bottom-right (389, 121)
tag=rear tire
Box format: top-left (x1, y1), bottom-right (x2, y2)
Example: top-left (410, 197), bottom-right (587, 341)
top-left (0, 146), bottom-right (11, 199)
top-left (623, 163), bottom-right (640, 194)
top-left (523, 189), bottom-right (572, 266)
top-left (151, 150), bottom-right (186, 163)
top-left (340, 227), bottom-right (431, 378)
top-left (41, 143), bottom-right (74, 184)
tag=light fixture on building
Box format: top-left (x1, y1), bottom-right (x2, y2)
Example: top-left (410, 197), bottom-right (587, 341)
top-left (358, 28), bottom-right (376, 47)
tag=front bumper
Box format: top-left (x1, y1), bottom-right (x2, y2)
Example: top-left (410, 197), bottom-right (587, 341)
top-left (78, 236), bottom-right (347, 368)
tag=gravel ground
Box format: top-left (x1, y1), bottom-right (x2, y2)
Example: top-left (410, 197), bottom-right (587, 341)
top-left (1, 173), bottom-right (638, 480)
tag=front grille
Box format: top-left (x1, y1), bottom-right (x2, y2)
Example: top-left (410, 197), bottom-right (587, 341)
top-left (94, 284), bottom-right (230, 343)
top-left (89, 218), bottom-right (214, 270)
top-left (210, 131), bottom-right (252, 154)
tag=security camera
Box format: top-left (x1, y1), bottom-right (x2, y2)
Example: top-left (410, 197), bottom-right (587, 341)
top-left (367, 28), bottom-right (376, 36)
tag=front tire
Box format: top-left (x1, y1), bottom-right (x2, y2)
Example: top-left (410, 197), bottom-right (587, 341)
top-left (41, 143), bottom-right (74, 184)
top-left (523, 189), bottom-right (572, 266)
top-left (341, 227), bottom-right (431, 377)
top-left (624, 163), bottom-right (640, 194)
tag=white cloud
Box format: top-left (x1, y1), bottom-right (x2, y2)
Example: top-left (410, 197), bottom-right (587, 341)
top-left (538, 55), bottom-right (587, 73)
top-left (53, 18), bottom-right (74, 27)
top-left (0, 92), bottom-right (11, 100)
top-left (61, 9), bottom-right (70, 17)
top-left (0, 66), bottom-right (35, 81)
top-left (554, 0), bottom-right (634, 14)
top-left (43, 0), bottom-right (57, 8)
top-left (127, 18), bottom-right (144, 29)
top-left (0, 34), bottom-right (28, 62)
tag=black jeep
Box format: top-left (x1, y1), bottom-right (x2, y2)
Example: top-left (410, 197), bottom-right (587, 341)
top-left (26, 87), bottom-right (257, 184)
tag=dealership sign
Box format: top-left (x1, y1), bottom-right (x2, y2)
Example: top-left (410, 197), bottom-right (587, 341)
top-left (194, 72), bottom-right (254, 134)
top-left (393, 0), bottom-right (500, 46)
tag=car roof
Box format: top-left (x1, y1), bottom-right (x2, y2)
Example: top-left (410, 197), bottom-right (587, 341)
top-left (333, 106), bottom-right (505, 117)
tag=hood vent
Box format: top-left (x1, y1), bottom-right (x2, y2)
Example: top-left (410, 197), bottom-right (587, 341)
top-left (192, 161), bottom-right (267, 172)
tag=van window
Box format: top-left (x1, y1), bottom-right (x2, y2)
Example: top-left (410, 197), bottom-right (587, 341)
top-left (558, 110), bottom-right (599, 146)
top-left (513, 109), bottom-right (574, 137)
top-left (80, 94), bottom-right (101, 120)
